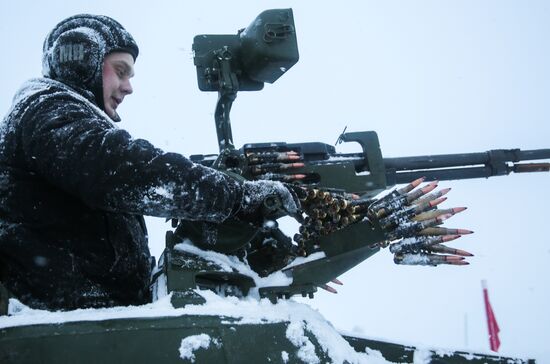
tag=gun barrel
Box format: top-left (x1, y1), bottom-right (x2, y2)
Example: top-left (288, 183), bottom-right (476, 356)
top-left (382, 148), bottom-right (550, 185)
top-left (383, 149), bottom-right (550, 171)
top-left (390, 166), bottom-right (498, 184)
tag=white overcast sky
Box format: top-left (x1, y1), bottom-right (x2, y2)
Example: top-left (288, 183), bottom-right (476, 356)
top-left (1, 1), bottom-right (549, 362)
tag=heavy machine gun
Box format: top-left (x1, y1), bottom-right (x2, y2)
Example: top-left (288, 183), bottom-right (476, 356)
top-left (157, 8), bottom-right (550, 306)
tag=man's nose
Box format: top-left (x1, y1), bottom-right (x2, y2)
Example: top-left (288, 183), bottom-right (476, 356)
top-left (121, 79), bottom-right (133, 95)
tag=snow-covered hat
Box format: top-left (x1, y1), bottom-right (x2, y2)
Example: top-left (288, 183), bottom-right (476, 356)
top-left (42, 14), bottom-right (138, 111)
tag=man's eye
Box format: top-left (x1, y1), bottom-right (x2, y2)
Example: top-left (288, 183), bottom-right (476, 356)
top-left (114, 67), bottom-right (125, 77)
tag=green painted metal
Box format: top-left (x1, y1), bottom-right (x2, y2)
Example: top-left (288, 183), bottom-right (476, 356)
top-left (0, 315), bottom-right (327, 364)
top-left (0, 314), bottom-right (534, 364)
top-left (343, 335), bottom-right (536, 364)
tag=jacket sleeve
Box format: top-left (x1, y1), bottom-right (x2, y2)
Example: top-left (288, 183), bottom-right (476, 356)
top-left (19, 92), bottom-right (242, 222)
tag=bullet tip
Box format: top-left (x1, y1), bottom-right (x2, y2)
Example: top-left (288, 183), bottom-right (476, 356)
top-left (319, 284), bottom-right (338, 294)
top-left (456, 249), bottom-right (474, 257)
top-left (449, 260), bottom-right (470, 266)
top-left (441, 234), bottom-right (461, 242)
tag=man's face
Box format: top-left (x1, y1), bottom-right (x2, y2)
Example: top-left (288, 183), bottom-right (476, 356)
top-left (102, 52), bottom-right (135, 119)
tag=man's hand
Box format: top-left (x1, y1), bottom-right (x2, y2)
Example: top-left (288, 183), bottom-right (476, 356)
top-left (235, 180), bottom-right (302, 225)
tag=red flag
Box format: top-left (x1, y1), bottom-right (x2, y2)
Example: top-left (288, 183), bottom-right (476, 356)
top-left (482, 280), bottom-right (501, 352)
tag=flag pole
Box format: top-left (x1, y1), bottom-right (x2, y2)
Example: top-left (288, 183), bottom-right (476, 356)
top-left (464, 313), bottom-right (468, 348)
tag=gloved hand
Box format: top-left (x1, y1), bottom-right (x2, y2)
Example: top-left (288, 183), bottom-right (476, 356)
top-left (235, 180), bottom-right (303, 225)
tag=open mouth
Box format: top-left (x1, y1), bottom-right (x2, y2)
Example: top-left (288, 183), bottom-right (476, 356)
top-left (112, 97), bottom-right (122, 108)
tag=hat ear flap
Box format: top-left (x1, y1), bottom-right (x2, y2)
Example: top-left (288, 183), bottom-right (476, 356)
top-left (47, 28), bottom-right (102, 85)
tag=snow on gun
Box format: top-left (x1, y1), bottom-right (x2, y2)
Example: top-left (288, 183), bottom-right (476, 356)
top-left (293, 177), bottom-right (473, 267)
top-left (189, 133), bottom-right (550, 270)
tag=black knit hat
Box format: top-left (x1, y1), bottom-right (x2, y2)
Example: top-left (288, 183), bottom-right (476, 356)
top-left (42, 14), bottom-right (138, 119)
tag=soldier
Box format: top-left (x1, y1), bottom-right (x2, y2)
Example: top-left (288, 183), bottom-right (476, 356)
top-left (0, 14), bottom-right (300, 311)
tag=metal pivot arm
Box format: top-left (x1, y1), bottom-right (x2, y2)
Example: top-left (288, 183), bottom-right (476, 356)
top-left (215, 92), bottom-right (236, 152)
top-left (212, 47), bottom-right (239, 153)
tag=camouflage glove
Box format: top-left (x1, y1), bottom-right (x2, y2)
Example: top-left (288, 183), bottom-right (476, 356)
top-left (235, 180), bottom-right (302, 225)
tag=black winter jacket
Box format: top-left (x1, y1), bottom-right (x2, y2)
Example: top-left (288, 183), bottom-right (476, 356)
top-left (0, 78), bottom-right (242, 310)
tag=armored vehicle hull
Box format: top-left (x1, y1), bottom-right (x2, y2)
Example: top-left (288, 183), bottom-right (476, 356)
top-left (0, 307), bottom-right (533, 363)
